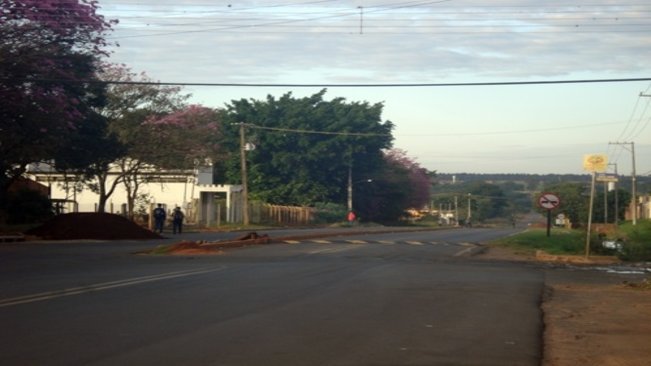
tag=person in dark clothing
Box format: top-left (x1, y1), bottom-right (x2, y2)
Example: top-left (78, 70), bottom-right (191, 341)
top-left (153, 204), bottom-right (166, 233)
top-left (172, 206), bottom-right (185, 234)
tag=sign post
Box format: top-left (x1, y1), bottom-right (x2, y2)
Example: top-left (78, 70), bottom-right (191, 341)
top-left (583, 154), bottom-right (608, 257)
top-left (538, 193), bottom-right (561, 237)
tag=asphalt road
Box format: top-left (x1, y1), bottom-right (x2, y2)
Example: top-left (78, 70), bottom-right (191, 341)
top-left (0, 227), bottom-right (544, 366)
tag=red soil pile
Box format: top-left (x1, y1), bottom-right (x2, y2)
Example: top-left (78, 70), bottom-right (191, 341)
top-left (25, 213), bottom-right (162, 240)
top-left (165, 241), bottom-right (221, 255)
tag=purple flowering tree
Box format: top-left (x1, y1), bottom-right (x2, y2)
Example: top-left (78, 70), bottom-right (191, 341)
top-left (0, 0), bottom-right (115, 209)
top-left (89, 64), bottom-right (223, 216)
top-left (384, 148), bottom-right (432, 210)
top-left (354, 148), bottom-right (432, 223)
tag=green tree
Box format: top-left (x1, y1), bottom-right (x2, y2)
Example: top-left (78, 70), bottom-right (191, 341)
top-left (221, 90), bottom-right (394, 207)
top-left (83, 64), bottom-right (190, 213)
top-left (467, 181), bottom-right (508, 222)
top-left (592, 188), bottom-right (631, 224)
top-left (54, 110), bottom-right (126, 213)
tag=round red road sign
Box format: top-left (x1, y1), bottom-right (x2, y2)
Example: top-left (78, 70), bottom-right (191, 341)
top-left (538, 193), bottom-right (560, 210)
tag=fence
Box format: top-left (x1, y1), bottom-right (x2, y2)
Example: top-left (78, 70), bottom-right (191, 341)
top-left (249, 203), bottom-right (316, 226)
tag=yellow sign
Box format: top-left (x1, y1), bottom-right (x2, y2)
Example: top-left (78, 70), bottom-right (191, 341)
top-left (583, 154), bottom-right (608, 172)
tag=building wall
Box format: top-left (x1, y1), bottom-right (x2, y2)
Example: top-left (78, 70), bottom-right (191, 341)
top-left (38, 177), bottom-right (194, 214)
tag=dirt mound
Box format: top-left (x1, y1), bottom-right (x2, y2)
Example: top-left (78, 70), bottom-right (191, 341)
top-left (25, 213), bottom-right (162, 240)
top-left (161, 241), bottom-right (221, 255)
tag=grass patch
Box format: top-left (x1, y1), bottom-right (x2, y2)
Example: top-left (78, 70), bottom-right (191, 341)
top-left (613, 221), bottom-right (651, 261)
top-left (493, 221), bottom-right (651, 261)
top-left (491, 228), bottom-right (585, 255)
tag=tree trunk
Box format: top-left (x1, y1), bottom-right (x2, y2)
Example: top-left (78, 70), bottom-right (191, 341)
top-left (94, 166), bottom-right (122, 214)
top-left (96, 173), bottom-right (108, 213)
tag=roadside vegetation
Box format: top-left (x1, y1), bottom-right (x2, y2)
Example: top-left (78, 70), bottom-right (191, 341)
top-left (615, 221), bottom-right (651, 261)
top-left (491, 228), bottom-right (585, 256)
top-left (491, 220), bottom-right (651, 261)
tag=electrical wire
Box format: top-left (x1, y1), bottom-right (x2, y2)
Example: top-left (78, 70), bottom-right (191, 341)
top-left (609, 82), bottom-right (651, 165)
top-left (11, 2), bottom-right (650, 38)
top-left (243, 123), bottom-right (390, 137)
top-left (4, 76), bottom-right (650, 88)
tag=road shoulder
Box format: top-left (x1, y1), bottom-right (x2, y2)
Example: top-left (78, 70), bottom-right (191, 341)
top-left (476, 246), bottom-right (651, 366)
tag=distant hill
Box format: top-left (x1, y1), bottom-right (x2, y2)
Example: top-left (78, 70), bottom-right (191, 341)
top-left (436, 173), bottom-right (650, 194)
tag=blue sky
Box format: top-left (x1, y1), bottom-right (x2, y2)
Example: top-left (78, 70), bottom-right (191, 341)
top-left (99, 0), bottom-right (651, 175)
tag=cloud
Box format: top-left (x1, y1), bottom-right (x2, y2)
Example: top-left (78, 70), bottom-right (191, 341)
top-left (103, 0), bottom-right (651, 83)
top-left (98, 1), bottom-right (651, 174)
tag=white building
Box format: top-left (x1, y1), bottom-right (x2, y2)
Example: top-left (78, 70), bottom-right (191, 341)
top-left (26, 163), bottom-right (244, 225)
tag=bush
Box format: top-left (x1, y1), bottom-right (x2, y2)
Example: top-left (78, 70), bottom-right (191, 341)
top-left (619, 242), bottom-right (651, 262)
top-left (616, 221), bottom-right (651, 261)
top-left (313, 202), bottom-right (347, 224)
top-left (6, 189), bottom-right (54, 225)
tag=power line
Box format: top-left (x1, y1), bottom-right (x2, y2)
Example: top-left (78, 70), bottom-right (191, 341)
top-left (5, 77), bottom-right (651, 88)
top-left (96, 1), bottom-right (651, 38)
top-left (610, 82), bottom-right (651, 163)
top-left (10, 1), bottom-right (651, 39)
top-left (244, 123), bottom-right (390, 137)
top-left (626, 91), bottom-right (651, 140)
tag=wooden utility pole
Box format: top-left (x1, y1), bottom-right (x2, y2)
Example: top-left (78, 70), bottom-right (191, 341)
top-left (239, 122), bottom-right (249, 225)
top-left (609, 142), bottom-right (637, 225)
top-left (610, 163), bottom-right (619, 226)
top-left (586, 172), bottom-right (596, 257)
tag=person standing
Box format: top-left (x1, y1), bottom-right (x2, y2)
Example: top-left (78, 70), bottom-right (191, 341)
top-left (153, 204), bottom-right (166, 233)
top-left (172, 206), bottom-right (185, 234)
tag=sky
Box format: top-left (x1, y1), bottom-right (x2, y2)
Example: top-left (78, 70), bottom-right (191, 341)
top-left (97, 0), bottom-right (651, 176)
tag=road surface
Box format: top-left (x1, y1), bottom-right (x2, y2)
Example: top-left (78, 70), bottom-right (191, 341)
top-left (0, 227), bottom-right (543, 366)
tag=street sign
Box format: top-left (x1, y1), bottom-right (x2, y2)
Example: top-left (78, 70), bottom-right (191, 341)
top-left (538, 193), bottom-right (560, 210)
top-left (539, 192), bottom-right (561, 237)
top-left (596, 174), bottom-right (618, 183)
top-left (583, 154), bottom-right (608, 172)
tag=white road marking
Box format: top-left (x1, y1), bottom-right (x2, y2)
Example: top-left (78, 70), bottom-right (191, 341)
top-left (454, 247), bottom-right (475, 257)
top-left (307, 246), bottom-right (361, 255)
top-left (405, 241), bottom-right (424, 245)
top-left (283, 240), bottom-right (300, 244)
top-left (345, 240), bottom-right (367, 244)
top-left (311, 240), bottom-right (332, 244)
top-left (0, 267), bottom-right (227, 308)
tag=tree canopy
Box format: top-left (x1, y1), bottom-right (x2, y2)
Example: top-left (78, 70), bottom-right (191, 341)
top-left (537, 182), bottom-right (632, 227)
top-left (221, 90), bottom-right (394, 207)
top-left (355, 149), bottom-right (431, 223)
top-left (0, 0), bottom-right (115, 206)
top-left (81, 64), bottom-right (222, 213)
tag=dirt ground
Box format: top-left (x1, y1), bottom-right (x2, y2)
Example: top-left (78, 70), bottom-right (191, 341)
top-left (24, 212), bottom-right (161, 240)
top-left (477, 246), bottom-right (651, 366)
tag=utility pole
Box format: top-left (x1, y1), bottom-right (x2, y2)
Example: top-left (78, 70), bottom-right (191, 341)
top-left (466, 193), bottom-right (472, 226)
top-left (239, 122), bottom-right (249, 225)
top-left (347, 165), bottom-right (353, 213)
top-left (454, 196), bottom-right (459, 227)
top-left (609, 142), bottom-right (637, 225)
top-left (586, 172), bottom-right (597, 257)
top-left (603, 177), bottom-right (608, 224)
top-left (609, 163), bottom-right (619, 226)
